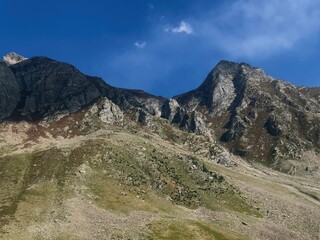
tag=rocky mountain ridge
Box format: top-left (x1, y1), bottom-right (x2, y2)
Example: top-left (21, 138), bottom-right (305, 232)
top-left (0, 54), bottom-right (164, 120)
top-left (0, 53), bottom-right (319, 176)
top-left (174, 60), bottom-right (320, 175)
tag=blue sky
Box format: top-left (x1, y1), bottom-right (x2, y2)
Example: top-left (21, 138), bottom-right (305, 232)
top-left (0, 0), bottom-right (319, 97)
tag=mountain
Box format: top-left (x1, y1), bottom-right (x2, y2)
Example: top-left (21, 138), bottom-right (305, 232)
top-left (0, 53), bottom-right (319, 239)
top-left (174, 60), bottom-right (320, 175)
top-left (0, 55), bottom-right (164, 121)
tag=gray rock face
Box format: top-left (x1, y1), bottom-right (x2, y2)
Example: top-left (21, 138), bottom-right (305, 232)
top-left (99, 98), bottom-right (124, 125)
top-left (215, 151), bottom-right (237, 168)
top-left (197, 61), bottom-right (240, 115)
top-left (137, 109), bottom-right (151, 125)
top-left (124, 89), bottom-right (165, 117)
top-left (0, 62), bottom-right (20, 119)
top-left (161, 99), bottom-right (181, 123)
top-left (174, 61), bottom-right (269, 114)
top-left (220, 115), bottom-right (247, 142)
top-left (2, 52), bottom-right (27, 65)
top-left (174, 61), bottom-right (263, 115)
top-left (179, 111), bottom-right (213, 137)
top-left (264, 115), bottom-right (282, 136)
top-left (10, 57), bottom-right (103, 118)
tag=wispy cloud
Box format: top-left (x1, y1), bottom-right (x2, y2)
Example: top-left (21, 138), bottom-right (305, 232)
top-left (165, 21), bottom-right (193, 34)
top-left (196, 0), bottom-right (320, 58)
top-left (148, 3), bottom-right (154, 10)
top-left (134, 41), bottom-right (147, 49)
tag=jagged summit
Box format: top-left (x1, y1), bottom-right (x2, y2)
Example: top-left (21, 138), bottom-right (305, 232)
top-left (215, 60), bottom-right (264, 72)
top-left (173, 60), bottom-right (267, 115)
top-left (2, 52), bottom-right (27, 65)
top-left (171, 59), bottom-right (320, 173)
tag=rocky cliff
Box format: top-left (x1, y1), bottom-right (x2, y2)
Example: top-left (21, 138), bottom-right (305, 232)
top-left (173, 61), bottom-right (320, 175)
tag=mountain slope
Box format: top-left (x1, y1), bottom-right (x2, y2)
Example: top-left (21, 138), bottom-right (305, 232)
top-left (0, 107), bottom-right (319, 240)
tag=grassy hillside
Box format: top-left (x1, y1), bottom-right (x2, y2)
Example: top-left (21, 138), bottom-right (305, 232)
top-left (0, 111), bottom-right (318, 239)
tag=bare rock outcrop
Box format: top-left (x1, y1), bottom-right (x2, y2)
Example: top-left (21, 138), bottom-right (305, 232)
top-left (2, 52), bottom-right (27, 65)
top-left (161, 98), bottom-right (181, 123)
top-left (0, 62), bottom-right (20, 119)
top-left (99, 98), bottom-right (124, 125)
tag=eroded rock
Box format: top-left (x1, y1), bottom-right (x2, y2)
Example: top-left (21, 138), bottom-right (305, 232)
top-left (99, 98), bottom-right (124, 125)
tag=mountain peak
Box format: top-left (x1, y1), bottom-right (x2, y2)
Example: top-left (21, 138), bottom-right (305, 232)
top-left (216, 59), bottom-right (239, 66)
top-left (2, 52), bottom-right (27, 65)
top-left (214, 60), bottom-right (240, 72)
top-left (215, 60), bottom-right (263, 72)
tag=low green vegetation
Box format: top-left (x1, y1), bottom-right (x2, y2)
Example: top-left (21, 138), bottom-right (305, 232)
top-left (67, 138), bottom-right (259, 217)
top-left (0, 130), bottom-right (261, 238)
top-left (148, 219), bottom-right (244, 240)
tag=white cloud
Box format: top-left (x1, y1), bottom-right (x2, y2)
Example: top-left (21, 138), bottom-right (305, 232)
top-left (196, 0), bottom-right (320, 58)
top-left (134, 41), bottom-right (147, 49)
top-left (148, 3), bottom-right (154, 10)
top-left (165, 21), bottom-right (193, 34)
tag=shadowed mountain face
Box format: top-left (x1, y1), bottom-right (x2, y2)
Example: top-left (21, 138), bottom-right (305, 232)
top-left (0, 62), bottom-right (20, 119)
top-left (0, 55), bottom-right (164, 120)
top-left (1, 54), bottom-right (319, 174)
top-left (9, 57), bottom-right (103, 119)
